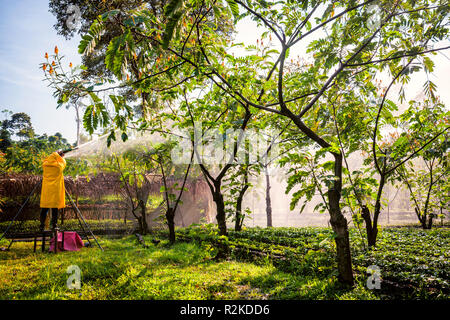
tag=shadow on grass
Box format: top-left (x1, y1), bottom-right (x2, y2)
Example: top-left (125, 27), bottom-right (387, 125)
top-left (237, 270), bottom-right (356, 300)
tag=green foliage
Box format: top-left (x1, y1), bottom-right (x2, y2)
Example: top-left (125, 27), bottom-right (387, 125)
top-left (0, 110), bottom-right (92, 176)
top-left (2, 134), bottom-right (71, 174)
top-left (223, 0), bottom-right (239, 21)
top-left (42, 0), bottom-right (450, 284)
top-left (352, 227), bottom-right (450, 297)
top-left (78, 19), bottom-right (105, 55)
top-left (280, 150), bottom-right (330, 214)
top-left (162, 0), bottom-right (184, 49)
top-left (393, 99), bottom-right (449, 228)
top-left (171, 225), bottom-right (450, 299)
top-left (1, 111), bottom-right (35, 147)
top-left (1, 225), bottom-right (448, 299)
top-left (104, 31), bottom-right (131, 79)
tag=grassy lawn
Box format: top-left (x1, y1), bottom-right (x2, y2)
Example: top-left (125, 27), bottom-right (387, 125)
top-left (0, 226), bottom-right (448, 300)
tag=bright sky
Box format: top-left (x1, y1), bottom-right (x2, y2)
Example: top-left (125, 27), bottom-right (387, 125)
top-left (0, 1), bottom-right (449, 145)
top-left (0, 0), bottom-right (81, 143)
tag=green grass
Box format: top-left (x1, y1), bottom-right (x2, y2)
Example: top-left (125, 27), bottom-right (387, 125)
top-left (0, 226), bottom-right (448, 300)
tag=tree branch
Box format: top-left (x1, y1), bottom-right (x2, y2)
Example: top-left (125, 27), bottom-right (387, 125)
top-left (235, 0), bottom-right (285, 44)
top-left (298, 10), bottom-right (396, 119)
top-left (387, 126), bottom-right (450, 175)
top-left (289, 0), bottom-right (376, 48)
top-left (347, 46), bottom-right (450, 67)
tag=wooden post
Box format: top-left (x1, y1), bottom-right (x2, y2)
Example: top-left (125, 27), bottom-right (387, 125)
top-left (61, 208), bottom-right (65, 226)
top-left (42, 233), bottom-right (46, 252)
top-left (33, 236), bottom-right (37, 253)
top-left (61, 231), bottom-right (65, 251)
top-left (53, 230), bottom-right (58, 254)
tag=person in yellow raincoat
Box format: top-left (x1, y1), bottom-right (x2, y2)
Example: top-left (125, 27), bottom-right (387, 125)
top-left (40, 150), bottom-right (66, 231)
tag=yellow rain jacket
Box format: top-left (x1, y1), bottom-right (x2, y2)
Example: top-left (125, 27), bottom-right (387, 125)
top-left (40, 152), bottom-right (66, 209)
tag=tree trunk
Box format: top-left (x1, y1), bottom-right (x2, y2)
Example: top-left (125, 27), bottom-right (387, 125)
top-left (75, 104), bottom-right (80, 147)
top-left (420, 216), bottom-right (427, 229)
top-left (416, 207), bottom-right (426, 229)
top-left (234, 198), bottom-right (243, 232)
top-left (265, 166), bottom-right (273, 227)
top-left (166, 208), bottom-right (176, 243)
top-left (361, 205), bottom-right (377, 248)
top-left (138, 200), bottom-right (148, 235)
top-left (234, 183), bottom-right (249, 231)
top-left (422, 167), bottom-right (434, 230)
top-left (363, 172), bottom-right (386, 248)
top-left (286, 114), bottom-right (353, 285)
top-left (328, 188), bottom-right (354, 286)
top-left (213, 190), bottom-right (227, 236)
top-left (426, 214), bottom-right (434, 229)
top-left (211, 188), bottom-right (230, 259)
top-left (419, 211), bottom-right (434, 230)
top-left (328, 153), bottom-right (354, 286)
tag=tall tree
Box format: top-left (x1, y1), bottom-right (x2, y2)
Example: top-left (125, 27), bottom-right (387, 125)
top-left (183, 88), bottom-right (253, 236)
top-left (145, 142), bottom-right (194, 243)
top-left (103, 149), bottom-right (156, 234)
top-left (1, 112), bottom-right (34, 141)
top-left (395, 99), bottom-right (449, 229)
top-left (44, 0), bottom-right (450, 285)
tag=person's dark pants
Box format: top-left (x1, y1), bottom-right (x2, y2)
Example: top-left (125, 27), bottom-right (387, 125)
top-left (40, 208), bottom-right (59, 230)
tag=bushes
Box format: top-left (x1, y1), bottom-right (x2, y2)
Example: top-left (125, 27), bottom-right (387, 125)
top-left (165, 225), bottom-right (450, 299)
